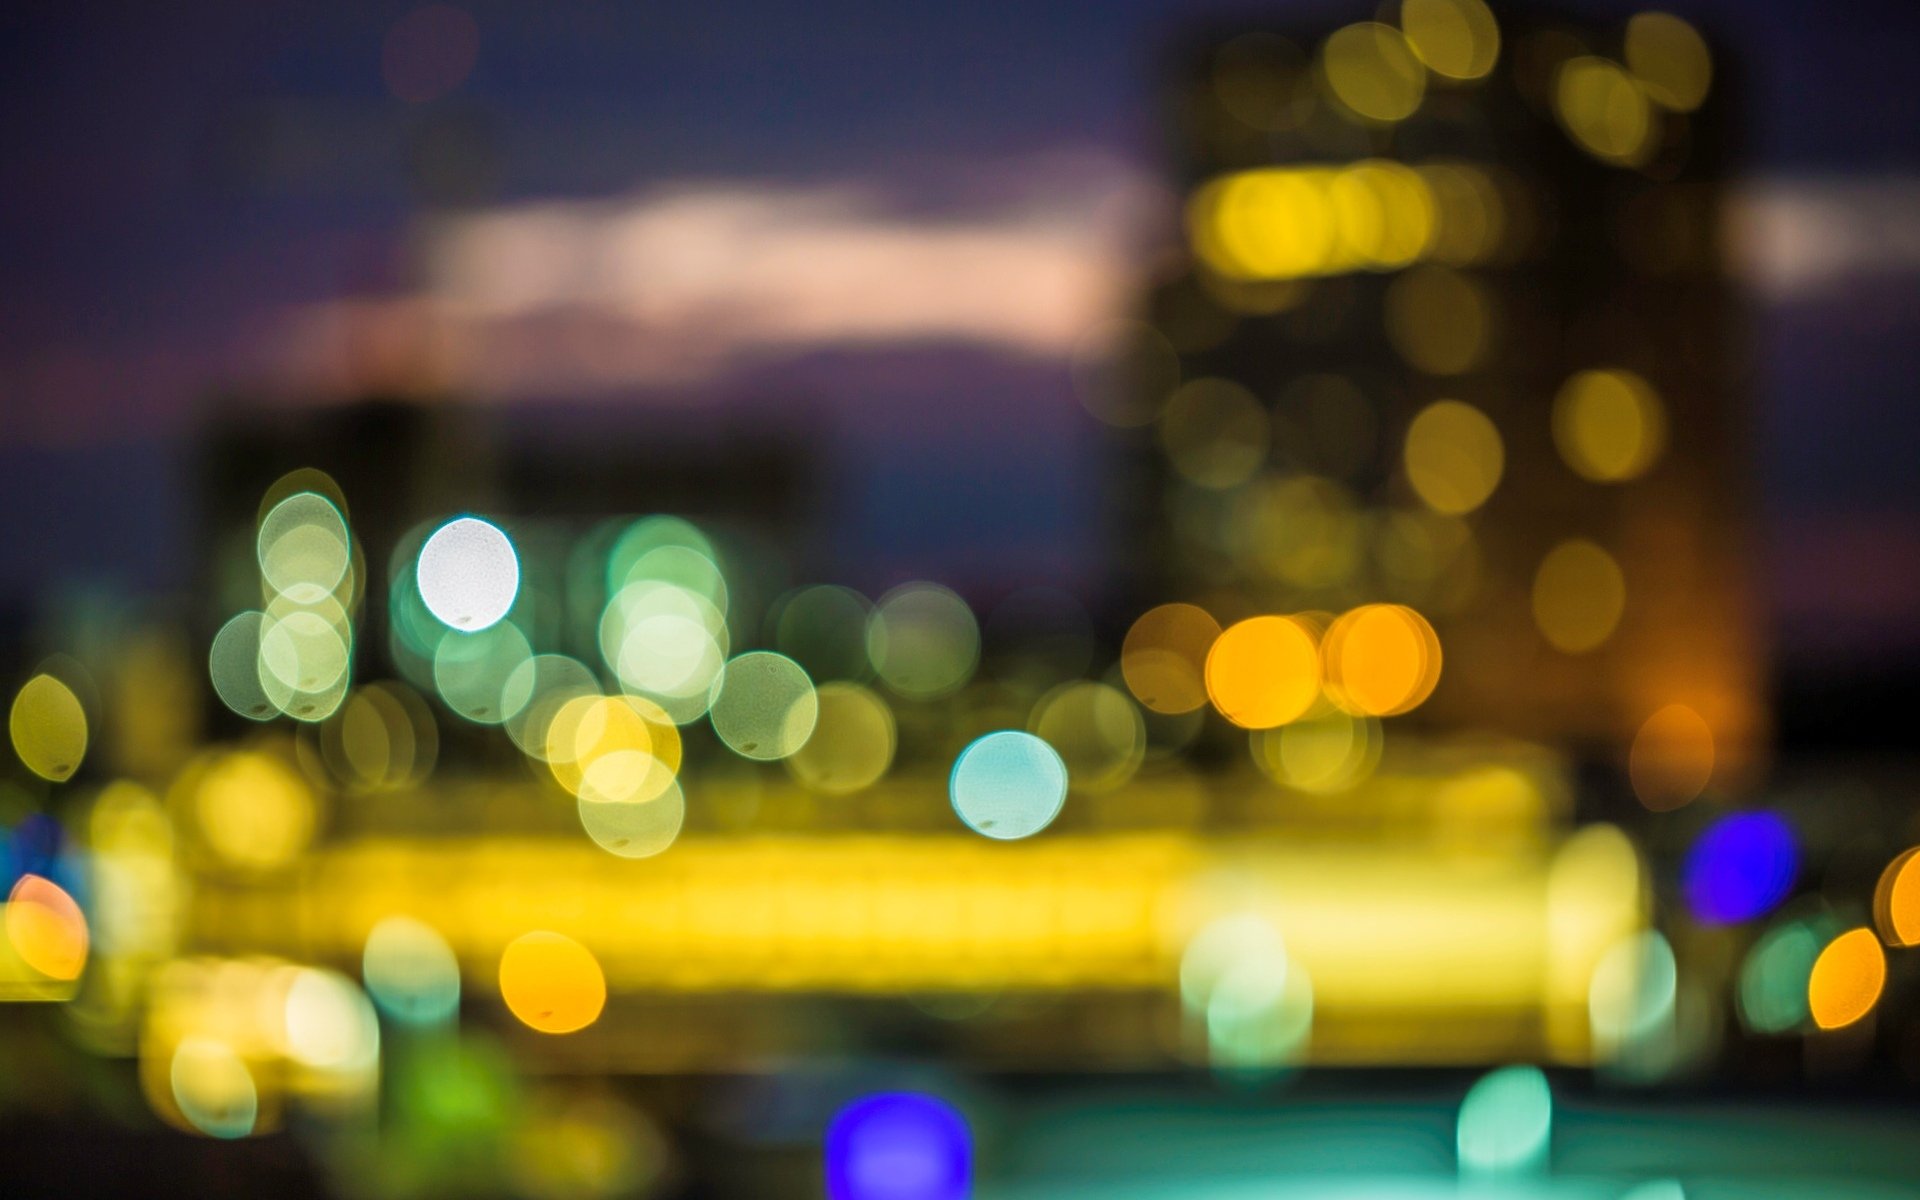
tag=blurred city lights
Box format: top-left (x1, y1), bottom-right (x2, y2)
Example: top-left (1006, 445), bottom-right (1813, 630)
top-left (5, 873), bottom-right (89, 980)
top-left (363, 915), bottom-right (462, 1026)
top-left (499, 931), bottom-right (607, 1034)
top-left (824, 1093), bottom-right (970, 1200)
top-left (1457, 1065), bottom-right (1551, 1176)
top-left (9, 672), bottom-right (88, 782)
top-left (949, 731), bottom-right (1069, 840)
top-left (1533, 540), bottom-right (1627, 654)
top-left (1205, 615), bottom-right (1319, 729)
top-left (417, 516), bottom-right (521, 632)
top-left (1872, 846), bottom-right (1920, 947)
top-left (1121, 603), bottom-right (1219, 716)
top-left (1806, 927), bottom-right (1886, 1031)
top-left (1682, 812), bottom-right (1798, 926)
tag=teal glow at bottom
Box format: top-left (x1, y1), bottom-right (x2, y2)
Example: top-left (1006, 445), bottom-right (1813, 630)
top-left (1457, 1065), bottom-right (1551, 1175)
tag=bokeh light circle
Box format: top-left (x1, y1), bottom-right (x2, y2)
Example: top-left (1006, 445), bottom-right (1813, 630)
top-left (1204, 615), bottom-right (1319, 729)
top-left (417, 516), bottom-right (520, 632)
top-left (708, 651), bottom-right (819, 762)
top-left (363, 915), bottom-right (461, 1026)
top-left (9, 673), bottom-right (88, 782)
top-left (825, 1092), bottom-right (971, 1200)
top-left (1807, 927), bottom-right (1886, 1032)
top-left (1681, 811), bottom-right (1797, 926)
top-left (1322, 604), bottom-right (1442, 716)
top-left (499, 931), bottom-right (606, 1034)
top-left (1873, 846), bottom-right (1920, 948)
top-left (786, 682), bottom-right (896, 794)
top-left (578, 778), bottom-right (685, 860)
top-left (949, 731), bottom-right (1068, 840)
top-left (1121, 603), bottom-right (1220, 715)
top-left (867, 584), bottom-right (980, 702)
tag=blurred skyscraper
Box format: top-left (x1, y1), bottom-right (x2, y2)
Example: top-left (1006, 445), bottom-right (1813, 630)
top-left (1107, 3), bottom-right (1762, 793)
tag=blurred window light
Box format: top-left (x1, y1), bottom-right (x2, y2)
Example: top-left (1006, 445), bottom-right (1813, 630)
top-left (5, 873), bottom-right (89, 980)
top-left (1872, 847), bottom-right (1920, 948)
top-left (363, 915), bottom-right (461, 1026)
top-left (320, 682), bottom-right (436, 792)
top-left (282, 967), bottom-right (379, 1072)
top-left (1029, 681), bottom-right (1145, 794)
top-left (950, 731), bottom-right (1069, 840)
top-left (1629, 704), bottom-right (1714, 811)
top-left (1205, 616), bottom-right (1320, 729)
top-left (1457, 1065), bottom-right (1551, 1176)
top-left (499, 931), bottom-right (606, 1034)
top-left (785, 682), bottom-right (896, 795)
top-left (1400, 0), bottom-right (1501, 81)
top-left (1403, 399), bottom-right (1504, 515)
top-left (867, 584), bottom-right (980, 702)
top-left (1552, 368), bottom-right (1667, 482)
top-left (1624, 12), bottom-right (1711, 112)
top-left (1322, 22), bottom-right (1428, 124)
top-left (1253, 709), bottom-right (1382, 795)
top-left (1682, 812), bottom-right (1797, 926)
top-left (1121, 603), bottom-right (1220, 716)
top-left (1321, 604), bottom-right (1442, 717)
top-left (433, 620), bottom-right (534, 725)
top-left (1384, 266), bottom-right (1491, 375)
top-left (180, 748), bottom-right (317, 872)
top-left (774, 585), bottom-right (877, 683)
top-left (709, 652), bottom-right (819, 762)
top-left (1532, 539), bottom-right (1626, 654)
top-left (578, 777), bottom-right (685, 860)
top-left (417, 516), bottom-right (521, 633)
top-left (1587, 930), bottom-right (1677, 1060)
top-left (9, 673), bottom-right (88, 783)
top-left (504, 654), bottom-right (601, 761)
top-left (209, 612), bottom-right (276, 721)
top-left (169, 1036), bottom-right (259, 1139)
top-left (601, 581), bottom-right (728, 724)
top-left (1160, 378), bottom-right (1270, 490)
top-left (1555, 56), bottom-right (1656, 167)
top-left (1736, 916), bottom-right (1829, 1034)
top-left (257, 491), bottom-right (351, 605)
top-left (825, 1093), bottom-right (970, 1200)
top-left (1807, 927), bottom-right (1886, 1031)
top-left (547, 694), bottom-right (681, 805)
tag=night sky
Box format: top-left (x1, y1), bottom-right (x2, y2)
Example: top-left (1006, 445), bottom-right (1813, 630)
top-left (3, 0), bottom-right (1918, 676)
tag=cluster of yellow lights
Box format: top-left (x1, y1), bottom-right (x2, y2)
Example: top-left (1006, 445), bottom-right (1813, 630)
top-left (1190, 160), bottom-right (1506, 282)
top-left (1553, 13), bottom-right (1710, 168)
top-left (1317, 0), bottom-right (1500, 127)
top-left (1193, 604), bottom-right (1442, 730)
top-left (141, 956), bottom-right (379, 1138)
top-left (210, 473), bottom-right (363, 723)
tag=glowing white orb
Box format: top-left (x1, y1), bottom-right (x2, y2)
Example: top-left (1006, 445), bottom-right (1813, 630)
top-left (417, 517), bottom-right (520, 632)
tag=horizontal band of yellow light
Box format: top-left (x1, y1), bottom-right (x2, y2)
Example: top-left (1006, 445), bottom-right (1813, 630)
top-left (185, 827), bottom-right (1640, 1063)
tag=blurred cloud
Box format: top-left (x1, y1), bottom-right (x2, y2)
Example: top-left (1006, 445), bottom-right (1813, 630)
top-left (261, 156), bottom-right (1155, 399)
top-left (1732, 176), bottom-right (1920, 299)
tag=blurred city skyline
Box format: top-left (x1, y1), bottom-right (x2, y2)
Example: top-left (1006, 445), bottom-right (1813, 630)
top-left (4, 0), bottom-right (1919, 682)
